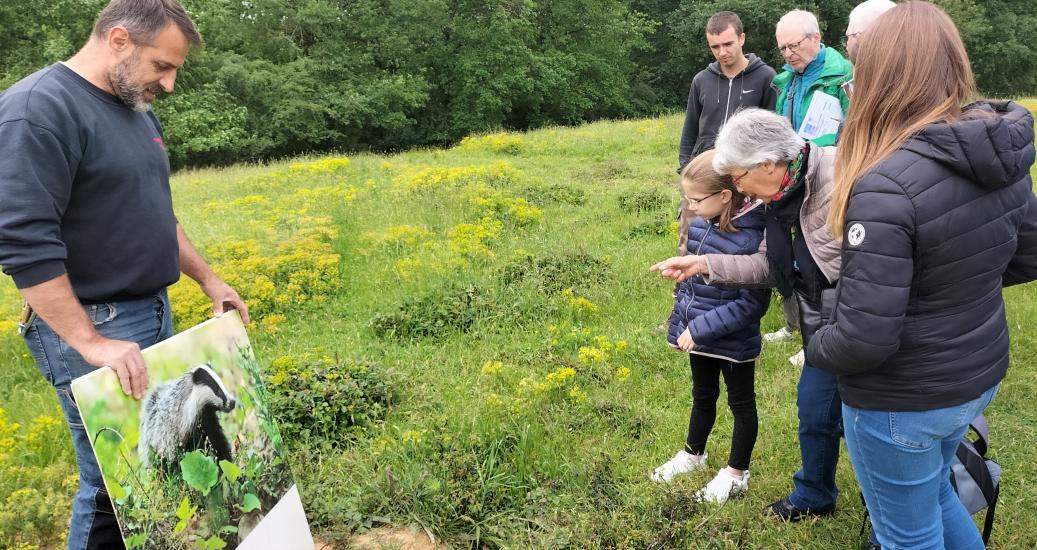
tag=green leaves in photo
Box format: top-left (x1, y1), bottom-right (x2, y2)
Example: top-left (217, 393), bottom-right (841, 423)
top-left (124, 533), bottom-right (148, 549)
top-left (180, 451), bottom-right (219, 496)
top-left (107, 481), bottom-right (128, 503)
top-left (173, 494), bottom-right (198, 535)
top-left (219, 459), bottom-right (241, 483)
top-left (240, 492), bottom-right (261, 513)
top-left (200, 535), bottom-right (227, 550)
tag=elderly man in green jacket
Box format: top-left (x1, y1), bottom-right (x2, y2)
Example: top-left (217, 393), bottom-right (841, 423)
top-left (762, 9), bottom-right (854, 361)
top-left (773, 9), bottom-right (853, 147)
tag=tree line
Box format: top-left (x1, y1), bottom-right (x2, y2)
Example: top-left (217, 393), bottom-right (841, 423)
top-left (2, 0), bottom-right (1034, 169)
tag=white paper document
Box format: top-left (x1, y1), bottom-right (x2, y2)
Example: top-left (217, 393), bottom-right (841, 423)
top-left (797, 90), bottom-right (843, 140)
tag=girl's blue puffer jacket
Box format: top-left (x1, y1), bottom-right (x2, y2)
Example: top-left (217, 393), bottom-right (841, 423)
top-left (667, 203), bottom-right (770, 362)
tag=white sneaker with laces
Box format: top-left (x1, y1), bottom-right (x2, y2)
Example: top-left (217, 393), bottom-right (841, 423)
top-left (789, 349), bottom-right (805, 367)
top-left (696, 469), bottom-right (750, 503)
top-left (650, 450), bottom-right (707, 483)
top-left (763, 327), bottom-right (795, 343)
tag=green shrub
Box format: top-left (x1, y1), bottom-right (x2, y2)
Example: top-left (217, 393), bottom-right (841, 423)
top-left (370, 285), bottom-right (488, 339)
top-left (520, 183), bottom-right (587, 206)
top-left (626, 216), bottom-right (672, 238)
top-left (500, 253), bottom-right (610, 292)
top-left (584, 160), bottom-right (634, 181)
top-left (617, 188), bottom-right (671, 213)
top-left (0, 407), bottom-right (75, 548)
top-left (267, 355), bottom-right (399, 447)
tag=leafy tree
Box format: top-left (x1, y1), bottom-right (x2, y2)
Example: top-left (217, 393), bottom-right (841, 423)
top-left (1, 0), bottom-right (1034, 168)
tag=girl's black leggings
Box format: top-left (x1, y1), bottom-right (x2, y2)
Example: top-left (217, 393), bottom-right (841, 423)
top-left (685, 354), bottom-right (758, 471)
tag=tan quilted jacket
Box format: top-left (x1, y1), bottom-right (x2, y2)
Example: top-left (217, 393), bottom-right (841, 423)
top-left (703, 143), bottom-right (842, 287)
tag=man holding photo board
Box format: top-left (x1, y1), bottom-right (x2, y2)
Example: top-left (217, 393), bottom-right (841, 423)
top-left (0, 1), bottom-right (248, 547)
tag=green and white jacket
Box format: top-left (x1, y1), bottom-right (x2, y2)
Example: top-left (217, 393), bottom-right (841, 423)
top-left (772, 46), bottom-right (853, 147)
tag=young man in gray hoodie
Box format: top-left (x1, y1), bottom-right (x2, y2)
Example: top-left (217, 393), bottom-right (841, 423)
top-left (672, 11), bottom-right (778, 269)
top-left (677, 11), bottom-right (778, 174)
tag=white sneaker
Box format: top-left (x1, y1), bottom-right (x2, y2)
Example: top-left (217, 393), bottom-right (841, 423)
top-left (763, 327), bottom-right (796, 343)
top-left (650, 450), bottom-right (708, 483)
top-left (789, 349), bottom-right (805, 367)
top-left (696, 469), bottom-right (750, 503)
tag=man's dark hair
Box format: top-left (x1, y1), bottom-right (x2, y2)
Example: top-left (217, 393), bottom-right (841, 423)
top-left (706, 11), bottom-right (743, 36)
top-left (93, 0), bottom-right (201, 46)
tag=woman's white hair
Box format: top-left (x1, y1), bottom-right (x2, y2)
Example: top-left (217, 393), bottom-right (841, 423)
top-left (712, 108), bottom-right (805, 173)
top-left (846, 0), bottom-right (896, 35)
top-left (777, 9), bottom-right (821, 37)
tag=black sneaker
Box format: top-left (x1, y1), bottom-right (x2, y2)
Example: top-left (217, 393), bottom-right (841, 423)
top-left (762, 497), bottom-right (835, 522)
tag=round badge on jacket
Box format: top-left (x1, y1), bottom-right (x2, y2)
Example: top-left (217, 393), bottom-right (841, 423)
top-left (848, 223), bottom-right (866, 246)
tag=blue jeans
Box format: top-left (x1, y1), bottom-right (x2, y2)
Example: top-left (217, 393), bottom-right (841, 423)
top-left (844, 384), bottom-right (999, 550)
top-left (23, 290), bottom-right (173, 550)
top-left (789, 363), bottom-right (843, 511)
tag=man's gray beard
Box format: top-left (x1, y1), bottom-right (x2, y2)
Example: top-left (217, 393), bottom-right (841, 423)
top-left (107, 53), bottom-right (151, 112)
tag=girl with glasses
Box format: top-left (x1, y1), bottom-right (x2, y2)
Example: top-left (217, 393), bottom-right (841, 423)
top-left (650, 150), bottom-right (769, 504)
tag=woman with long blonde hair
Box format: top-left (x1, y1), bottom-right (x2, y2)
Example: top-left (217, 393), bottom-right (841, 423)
top-left (805, 2), bottom-right (1037, 548)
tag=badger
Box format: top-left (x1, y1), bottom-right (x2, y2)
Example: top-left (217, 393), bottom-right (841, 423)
top-left (138, 363), bottom-right (237, 470)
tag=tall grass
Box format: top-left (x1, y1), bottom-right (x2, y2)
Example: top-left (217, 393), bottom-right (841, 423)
top-left (1, 109), bottom-right (1035, 548)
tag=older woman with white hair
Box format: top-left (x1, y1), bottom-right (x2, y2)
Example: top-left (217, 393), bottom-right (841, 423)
top-left (651, 107), bottom-right (845, 521)
top-left (844, 0), bottom-right (896, 61)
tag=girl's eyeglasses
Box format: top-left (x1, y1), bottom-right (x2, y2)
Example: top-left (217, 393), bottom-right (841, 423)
top-left (685, 190), bottom-right (721, 207)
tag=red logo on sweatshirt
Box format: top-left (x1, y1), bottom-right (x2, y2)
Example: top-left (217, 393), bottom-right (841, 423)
top-left (153, 137), bottom-right (165, 150)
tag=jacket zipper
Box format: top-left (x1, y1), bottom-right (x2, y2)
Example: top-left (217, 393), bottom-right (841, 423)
top-left (785, 74), bottom-right (799, 127)
top-left (683, 223), bottom-right (715, 323)
top-left (724, 78), bottom-right (733, 123)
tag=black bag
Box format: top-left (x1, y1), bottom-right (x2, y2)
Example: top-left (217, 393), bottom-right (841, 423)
top-left (796, 287), bottom-right (837, 348)
top-left (950, 414), bottom-right (1000, 544)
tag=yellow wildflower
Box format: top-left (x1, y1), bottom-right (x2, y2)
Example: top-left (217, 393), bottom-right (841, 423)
top-left (481, 361), bottom-right (504, 375)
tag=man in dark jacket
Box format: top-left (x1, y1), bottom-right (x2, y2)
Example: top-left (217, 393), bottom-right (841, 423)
top-left (677, 11), bottom-right (778, 174)
top-left (0, 1), bottom-right (249, 547)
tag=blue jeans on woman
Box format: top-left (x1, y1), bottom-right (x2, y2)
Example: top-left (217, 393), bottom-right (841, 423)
top-left (844, 384), bottom-right (999, 550)
top-left (23, 290), bottom-right (173, 550)
top-left (789, 362), bottom-right (843, 512)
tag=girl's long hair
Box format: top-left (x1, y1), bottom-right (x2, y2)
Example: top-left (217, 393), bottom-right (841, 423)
top-left (828, 1), bottom-right (976, 236)
top-left (681, 149), bottom-right (747, 233)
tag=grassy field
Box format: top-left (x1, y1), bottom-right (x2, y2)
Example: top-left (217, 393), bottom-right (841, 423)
top-left (1, 106), bottom-right (1036, 549)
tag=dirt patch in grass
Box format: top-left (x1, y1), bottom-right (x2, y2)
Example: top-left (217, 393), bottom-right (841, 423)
top-left (317, 526), bottom-right (447, 550)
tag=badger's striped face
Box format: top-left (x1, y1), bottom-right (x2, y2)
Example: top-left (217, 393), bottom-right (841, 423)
top-left (191, 363), bottom-right (236, 412)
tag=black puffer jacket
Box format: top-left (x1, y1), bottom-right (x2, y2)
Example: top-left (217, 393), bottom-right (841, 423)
top-left (806, 101), bottom-right (1037, 411)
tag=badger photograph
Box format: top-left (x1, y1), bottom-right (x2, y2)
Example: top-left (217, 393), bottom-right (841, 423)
top-left (138, 363), bottom-right (237, 472)
top-left (70, 312), bottom-right (301, 549)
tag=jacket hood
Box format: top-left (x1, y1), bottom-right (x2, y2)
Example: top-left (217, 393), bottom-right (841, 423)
top-left (702, 198), bottom-right (764, 230)
top-left (706, 53), bottom-right (767, 77)
top-left (730, 199), bottom-right (765, 227)
top-left (902, 101), bottom-right (1036, 190)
